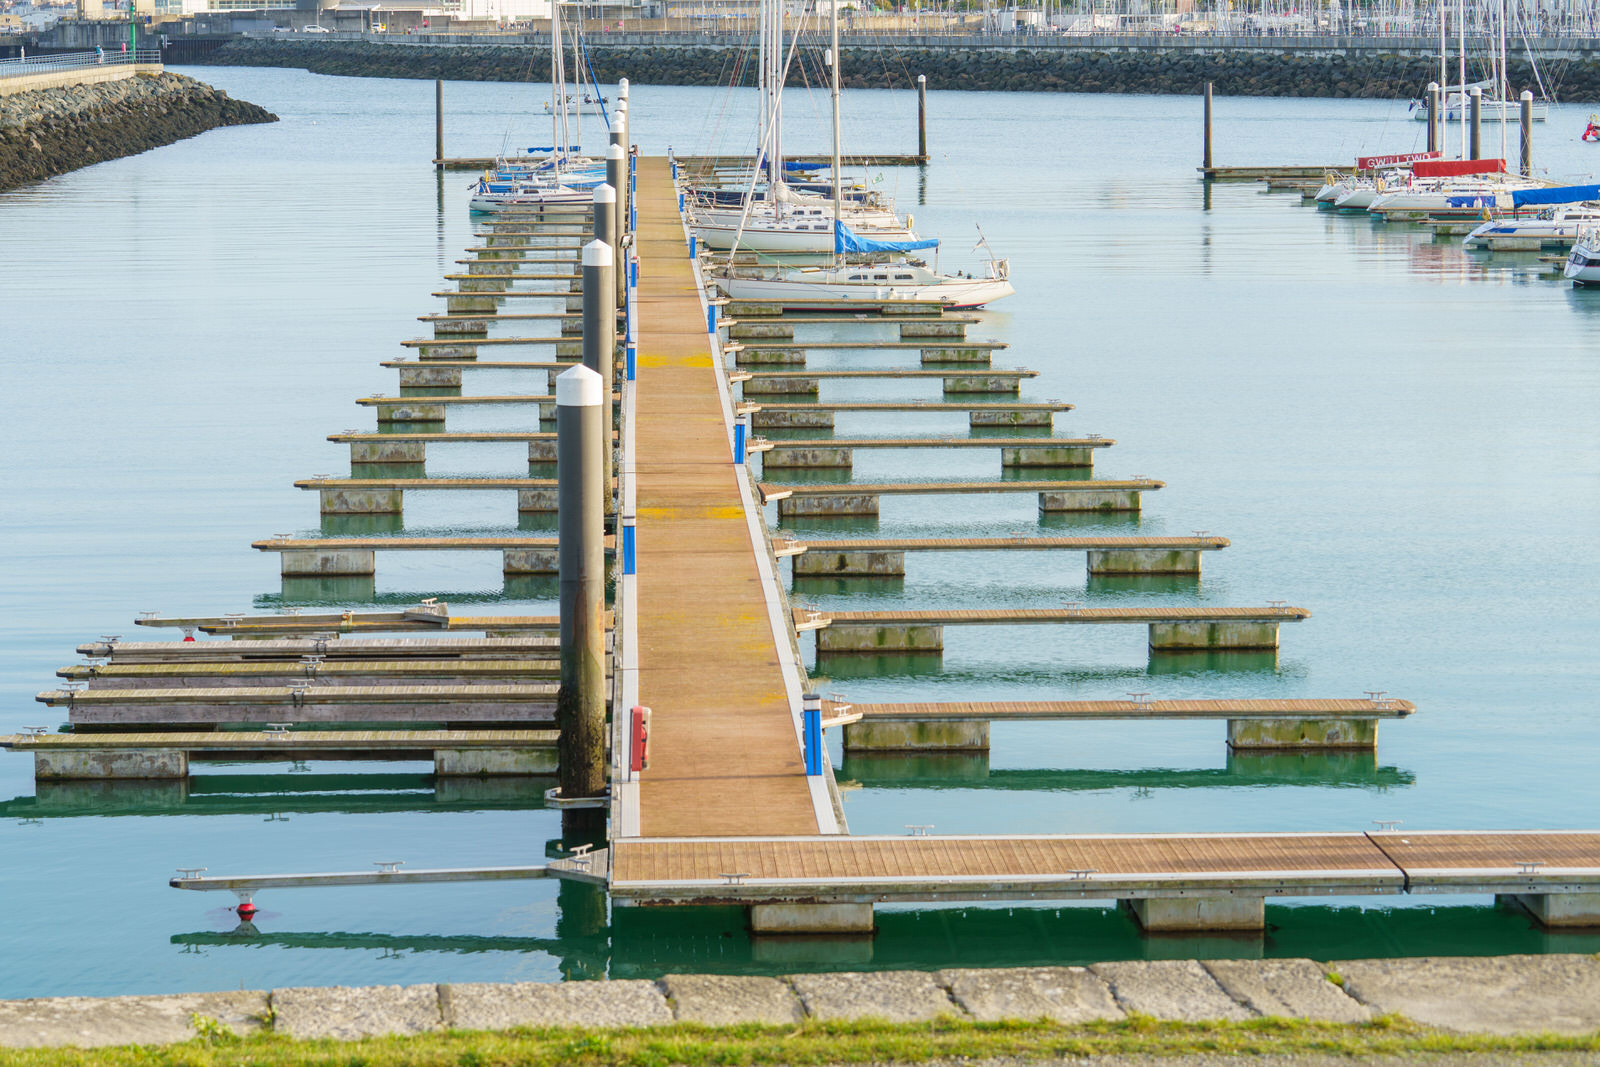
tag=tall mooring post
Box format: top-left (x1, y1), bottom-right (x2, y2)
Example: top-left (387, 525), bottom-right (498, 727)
top-left (917, 74), bottom-right (928, 161)
top-left (1469, 85), bottom-right (1482, 159)
top-left (556, 363), bottom-right (607, 824)
top-left (582, 237), bottom-right (616, 516)
top-left (606, 141), bottom-right (627, 303)
top-left (434, 79), bottom-right (444, 165)
top-left (1202, 82), bottom-right (1213, 172)
top-left (593, 182), bottom-right (617, 282)
top-left (1426, 82), bottom-right (1441, 155)
top-left (1440, 82), bottom-right (1452, 155)
top-left (617, 77), bottom-right (630, 182)
top-left (1520, 90), bottom-right (1534, 176)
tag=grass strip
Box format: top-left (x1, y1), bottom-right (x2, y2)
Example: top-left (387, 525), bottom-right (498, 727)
top-left (6, 1015), bottom-right (1600, 1067)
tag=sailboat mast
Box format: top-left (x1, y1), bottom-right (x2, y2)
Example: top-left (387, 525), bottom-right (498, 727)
top-left (1499, 0), bottom-right (1509, 160)
top-left (770, 0), bottom-right (783, 196)
top-left (569, 21), bottom-right (582, 148)
top-left (830, 0), bottom-right (841, 229)
top-left (1458, 0), bottom-right (1467, 159)
top-left (550, 0), bottom-right (560, 164)
top-left (1439, 0), bottom-right (1448, 156)
top-left (556, 5), bottom-right (569, 164)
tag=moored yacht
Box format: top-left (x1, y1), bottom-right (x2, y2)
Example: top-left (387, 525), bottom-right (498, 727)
top-left (716, 257), bottom-right (1013, 310)
top-left (1464, 187), bottom-right (1600, 250)
top-left (1563, 228), bottom-right (1600, 285)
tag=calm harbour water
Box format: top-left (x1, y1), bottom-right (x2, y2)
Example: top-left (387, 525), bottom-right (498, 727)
top-left (3, 66), bottom-right (1600, 997)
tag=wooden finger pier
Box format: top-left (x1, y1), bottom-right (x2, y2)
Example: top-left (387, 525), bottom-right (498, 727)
top-left (11, 106), bottom-right (1600, 942)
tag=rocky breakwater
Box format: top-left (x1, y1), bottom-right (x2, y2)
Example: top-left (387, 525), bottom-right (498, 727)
top-left (0, 72), bottom-right (276, 193)
top-left (196, 37), bottom-right (1600, 100)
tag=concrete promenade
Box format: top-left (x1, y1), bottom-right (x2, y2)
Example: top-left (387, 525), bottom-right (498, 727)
top-left (3, 956), bottom-right (1599, 1046)
top-left (0, 61), bottom-right (162, 98)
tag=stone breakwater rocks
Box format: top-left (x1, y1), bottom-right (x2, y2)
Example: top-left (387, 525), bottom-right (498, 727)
top-left (0, 72), bottom-right (277, 193)
top-left (3, 955), bottom-right (1600, 1048)
top-left (196, 37), bottom-right (1600, 100)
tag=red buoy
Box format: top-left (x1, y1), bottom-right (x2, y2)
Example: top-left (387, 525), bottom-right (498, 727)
top-left (236, 900), bottom-right (258, 921)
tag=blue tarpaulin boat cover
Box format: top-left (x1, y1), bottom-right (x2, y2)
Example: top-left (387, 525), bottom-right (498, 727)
top-left (785, 161), bottom-right (827, 171)
top-left (834, 220), bottom-right (940, 254)
top-left (1512, 184), bottom-right (1600, 207)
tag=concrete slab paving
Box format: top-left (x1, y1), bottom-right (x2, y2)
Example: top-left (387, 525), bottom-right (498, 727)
top-left (661, 974), bottom-right (803, 1025)
top-left (1330, 954), bottom-right (1600, 1035)
top-left (446, 979), bottom-right (673, 1030)
top-left (1202, 958), bottom-right (1369, 1023)
top-left (1090, 960), bottom-right (1254, 1022)
top-left (0, 991), bottom-right (269, 1049)
top-left (271, 984), bottom-right (442, 1040)
top-left (940, 966), bottom-right (1125, 1023)
top-left (787, 970), bottom-right (963, 1022)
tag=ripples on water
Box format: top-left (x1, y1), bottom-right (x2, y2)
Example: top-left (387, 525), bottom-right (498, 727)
top-left (2, 68), bottom-right (1599, 995)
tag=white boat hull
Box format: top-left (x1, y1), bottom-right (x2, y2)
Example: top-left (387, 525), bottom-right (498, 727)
top-left (1333, 186), bottom-right (1379, 210)
top-left (1565, 235), bottom-right (1600, 284)
top-left (695, 221), bottom-right (919, 253)
top-left (1413, 101), bottom-right (1548, 123)
top-left (469, 187), bottom-right (595, 213)
top-left (717, 272), bottom-right (1014, 310)
top-left (1465, 211), bottom-right (1600, 249)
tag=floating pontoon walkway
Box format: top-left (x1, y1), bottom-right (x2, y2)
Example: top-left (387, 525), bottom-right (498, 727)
top-left (78, 636), bottom-right (564, 661)
top-left (825, 696), bottom-right (1412, 753)
top-left (787, 535), bottom-right (1226, 576)
top-left (799, 605), bottom-right (1310, 653)
top-left (252, 536), bottom-right (615, 577)
top-left (36, 684), bottom-right (559, 723)
top-left (58, 658), bottom-right (562, 686)
top-left (0, 730), bottom-right (560, 780)
top-left (133, 610), bottom-right (573, 637)
top-left (607, 828), bottom-right (1600, 929)
top-left (629, 155), bottom-right (827, 838)
top-left (759, 479), bottom-right (1161, 515)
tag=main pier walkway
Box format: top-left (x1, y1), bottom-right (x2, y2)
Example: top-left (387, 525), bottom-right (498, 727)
top-left (630, 157), bottom-right (833, 838)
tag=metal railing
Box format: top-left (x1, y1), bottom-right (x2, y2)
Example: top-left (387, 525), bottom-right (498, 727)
top-left (0, 49), bottom-right (162, 80)
top-left (236, 26), bottom-right (1600, 51)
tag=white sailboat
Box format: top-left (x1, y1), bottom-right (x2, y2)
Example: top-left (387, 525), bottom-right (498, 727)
top-left (710, 0), bottom-right (1012, 309)
top-left (1411, 82), bottom-right (1548, 124)
top-left (469, 3), bottom-right (598, 214)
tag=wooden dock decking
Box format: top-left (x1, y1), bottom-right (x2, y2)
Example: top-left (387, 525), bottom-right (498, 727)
top-left (0, 729), bottom-right (559, 753)
top-left (794, 536), bottom-right (1228, 552)
top-left (38, 684), bottom-right (560, 724)
top-left (77, 636), bottom-right (563, 661)
top-left (800, 606), bottom-right (1311, 627)
top-left (133, 610), bottom-right (578, 636)
top-left (759, 479), bottom-right (1162, 501)
top-left (632, 156), bottom-right (823, 838)
top-left (609, 829), bottom-right (1600, 906)
top-left (831, 698), bottom-right (1413, 722)
top-left (59, 659), bottom-right (562, 686)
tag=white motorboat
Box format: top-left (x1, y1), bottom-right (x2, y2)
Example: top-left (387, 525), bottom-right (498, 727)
top-left (469, 180), bottom-right (595, 213)
top-left (1562, 228), bottom-right (1600, 285)
top-left (544, 93), bottom-right (609, 116)
top-left (1465, 206), bottom-right (1600, 250)
top-left (716, 258), bottom-right (1013, 310)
